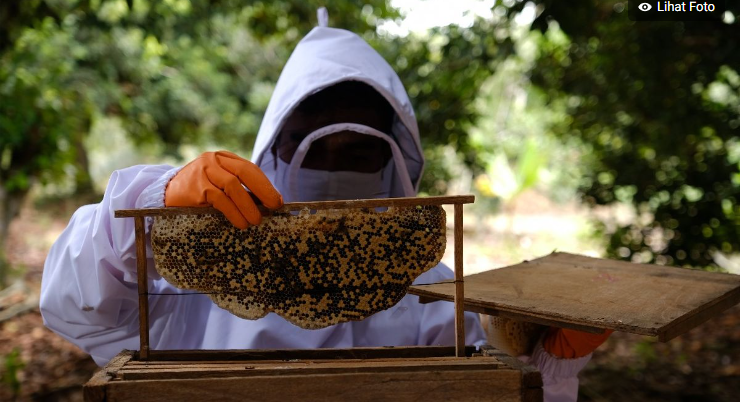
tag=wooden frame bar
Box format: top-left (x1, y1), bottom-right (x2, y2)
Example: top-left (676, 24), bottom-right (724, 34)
top-left (454, 204), bottom-right (465, 357)
top-left (115, 195), bottom-right (474, 360)
top-left (416, 294), bottom-right (606, 334)
top-left (142, 346), bottom-right (479, 362)
top-left (115, 195), bottom-right (475, 217)
top-left (134, 216), bottom-right (150, 360)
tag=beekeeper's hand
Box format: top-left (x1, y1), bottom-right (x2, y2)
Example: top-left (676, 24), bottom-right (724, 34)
top-left (165, 151), bottom-right (283, 229)
top-left (542, 327), bottom-right (614, 358)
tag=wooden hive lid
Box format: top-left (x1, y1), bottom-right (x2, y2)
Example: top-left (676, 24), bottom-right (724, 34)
top-left (410, 252), bottom-right (740, 341)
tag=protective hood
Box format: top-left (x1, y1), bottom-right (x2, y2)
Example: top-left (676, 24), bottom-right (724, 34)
top-left (250, 25), bottom-right (424, 197)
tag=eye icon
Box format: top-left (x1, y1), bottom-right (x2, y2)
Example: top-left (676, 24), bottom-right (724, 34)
top-left (638, 3), bottom-right (653, 11)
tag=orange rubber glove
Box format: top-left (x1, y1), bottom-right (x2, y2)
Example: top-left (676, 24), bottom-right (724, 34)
top-left (542, 327), bottom-right (614, 359)
top-left (165, 151), bottom-right (283, 229)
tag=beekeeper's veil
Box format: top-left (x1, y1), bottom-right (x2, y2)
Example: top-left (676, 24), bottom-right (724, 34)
top-left (251, 10), bottom-right (424, 202)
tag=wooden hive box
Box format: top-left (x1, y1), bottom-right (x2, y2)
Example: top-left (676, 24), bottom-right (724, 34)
top-left (84, 346), bottom-right (542, 402)
top-left (89, 196), bottom-right (538, 401)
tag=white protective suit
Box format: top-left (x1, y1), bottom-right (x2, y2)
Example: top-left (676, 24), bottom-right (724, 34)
top-left (40, 21), bottom-right (590, 402)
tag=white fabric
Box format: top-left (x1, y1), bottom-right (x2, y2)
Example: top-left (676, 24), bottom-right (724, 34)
top-left (317, 7), bottom-right (329, 28)
top-left (275, 123), bottom-right (415, 201)
top-left (286, 161), bottom-right (393, 202)
top-left (520, 342), bottom-right (591, 402)
top-left (40, 164), bottom-right (486, 367)
top-left (251, 26), bottom-right (425, 196)
top-left (40, 25), bottom-right (587, 402)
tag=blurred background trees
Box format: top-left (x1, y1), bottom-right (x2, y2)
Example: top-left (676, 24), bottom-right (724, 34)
top-left (525, 0), bottom-right (740, 267)
top-left (0, 0), bottom-right (394, 286)
top-left (1, 1), bottom-right (739, 400)
top-left (1, 0), bottom-right (739, 286)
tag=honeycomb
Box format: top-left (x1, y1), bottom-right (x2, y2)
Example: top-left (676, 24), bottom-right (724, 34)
top-left (481, 315), bottom-right (547, 357)
top-left (151, 206), bottom-right (446, 329)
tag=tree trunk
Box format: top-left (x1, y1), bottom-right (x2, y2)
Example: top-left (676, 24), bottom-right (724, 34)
top-left (0, 186), bottom-right (28, 289)
top-left (74, 120), bottom-right (94, 195)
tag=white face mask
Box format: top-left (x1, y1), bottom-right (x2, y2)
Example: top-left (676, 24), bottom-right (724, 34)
top-left (273, 123), bottom-right (415, 202)
top-left (277, 160), bottom-right (393, 202)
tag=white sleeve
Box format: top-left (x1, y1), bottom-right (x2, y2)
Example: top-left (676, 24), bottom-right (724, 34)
top-left (39, 164), bottom-right (203, 365)
top-left (417, 301), bottom-right (487, 347)
top-left (519, 341), bottom-right (592, 402)
top-left (414, 264), bottom-right (488, 347)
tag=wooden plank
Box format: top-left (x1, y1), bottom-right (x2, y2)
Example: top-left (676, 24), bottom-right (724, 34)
top-left (121, 356), bottom-right (504, 369)
top-left (658, 280), bottom-right (740, 341)
top-left (412, 287), bottom-right (605, 334)
top-left (134, 217), bottom-right (149, 360)
top-left (121, 358), bottom-right (502, 370)
top-left (454, 204), bottom-right (466, 357)
top-left (478, 306), bottom-right (604, 334)
top-left (118, 363), bottom-right (506, 374)
top-left (410, 252), bottom-right (740, 340)
top-left (120, 357), bottom-right (504, 368)
top-left (84, 350), bottom-right (134, 402)
top-left (114, 195), bottom-right (475, 218)
top-left (479, 346), bottom-right (542, 387)
top-left (142, 346), bottom-right (478, 362)
top-left (91, 348), bottom-right (541, 402)
top-left (480, 346), bottom-right (543, 402)
top-left (417, 295), bottom-right (438, 305)
top-left (105, 370), bottom-right (525, 402)
top-left (117, 358), bottom-right (505, 380)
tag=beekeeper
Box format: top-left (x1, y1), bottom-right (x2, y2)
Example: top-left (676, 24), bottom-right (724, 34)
top-left (41, 11), bottom-right (608, 402)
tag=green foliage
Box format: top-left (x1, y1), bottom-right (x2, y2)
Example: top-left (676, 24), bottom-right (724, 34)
top-left (2, 0), bottom-right (397, 165)
top-left (633, 339), bottom-right (657, 365)
top-left (4, 0), bottom-right (738, 274)
top-left (243, 0), bottom-right (398, 43)
top-left (0, 1), bottom-right (399, 284)
top-left (371, 8), bottom-right (529, 200)
top-left (0, 14), bottom-right (83, 193)
top-left (523, 0), bottom-right (740, 266)
top-left (377, 17), bottom-right (517, 170)
top-left (465, 25), bottom-right (590, 207)
top-left (418, 145), bottom-right (457, 196)
top-left (475, 139), bottom-right (543, 202)
top-left (1, 348), bottom-right (24, 398)
top-left (0, 0), bottom-right (522, 205)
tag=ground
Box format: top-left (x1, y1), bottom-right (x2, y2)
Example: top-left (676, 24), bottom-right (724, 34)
top-left (581, 307), bottom-right (740, 402)
top-left (0, 191), bottom-right (738, 401)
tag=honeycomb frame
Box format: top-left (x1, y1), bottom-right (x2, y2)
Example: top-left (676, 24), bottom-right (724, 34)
top-left (150, 206), bottom-right (447, 329)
